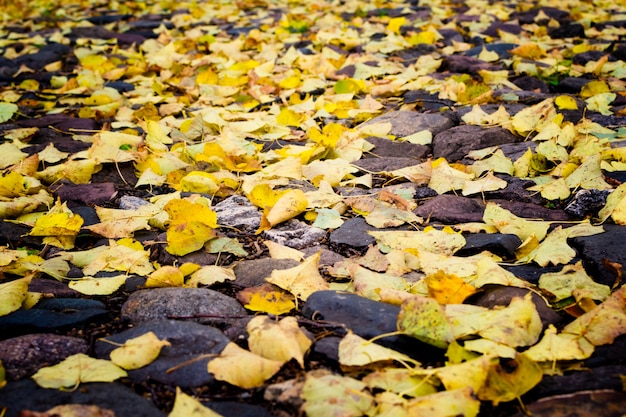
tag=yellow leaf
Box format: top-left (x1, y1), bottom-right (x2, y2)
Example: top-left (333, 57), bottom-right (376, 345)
top-left (81, 239), bottom-right (154, 276)
top-left (510, 43), bottom-right (546, 59)
top-left (236, 284), bottom-right (296, 315)
top-left (68, 275), bottom-right (127, 295)
top-left (555, 95), bottom-right (578, 110)
top-left (86, 206), bottom-right (154, 239)
top-left (406, 387), bottom-right (480, 417)
top-left (266, 252), bottom-right (329, 301)
top-left (145, 265), bottom-right (185, 288)
top-left (302, 371), bottom-right (376, 417)
top-left (461, 172), bottom-right (508, 196)
top-left (539, 261), bottom-right (610, 302)
top-left (165, 199), bottom-right (218, 256)
top-left (0, 276), bottom-right (31, 317)
top-left (527, 177), bottom-right (571, 200)
top-left (169, 388), bottom-right (224, 417)
top-left (397, 296), bottom-right (454, 349)
top-left (477, 353), bottom-right (542, 405)
top-left (564, 154), bottom-right (612, 190)
top-left (516, 224), bottom-right (604, 266)
top-left (109, 331), bottom-right (171, 370)
top-left (302, 158), bottom-right (359, 187)
top-left (562, 285), bottom-right (626, 346)
top-left (338, 332), bottom-right (418, 367)
top-left (207, 342), bottom-right (283, 389)
top-left (363, 368), bottom-right (437, 398)
top-left (510, 98), bottom-right (556, 136)
top-left (276, 108), bottom-right (303, 126)
top-left (483, 203), bottom-right (550, 242)
top-left (264, 240), bottom-right (304, 261)
top-left (29, 200), bottom-right (84, 249)
top-left (369, 228), bottom-right (466, 256)
top-left (448, 294), bottom-right (543, 347)
top-left (32, 353), bottom-right (127, 389)
top-left (0, 142), bottom-right (27, 169)
top-left (434, 354), bottom-right (494, 392)
top-left (598, 182), bottom-right (626, 223)
top-left (186, 265), bottom-right (235, 287)
top-left (259, 189), bottom-right (308, 232)
top-left (88, 131), bottom-right (143, 163)
top-left (425, 271), bottom-right (478, 304)
top-left (524, 324), bottom-right (595, 362)
top-left (580, 80), bottom-right (610, 98)
top-left (387, 17), bottom-right (407, 34)
top-left (247, 316), bottom-right (312, 367)
top-left (429, 158), bottom-right (474, 194)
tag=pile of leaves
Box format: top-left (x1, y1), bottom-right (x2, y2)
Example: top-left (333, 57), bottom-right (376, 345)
top-left (2, 0), bottom-right (626, 415)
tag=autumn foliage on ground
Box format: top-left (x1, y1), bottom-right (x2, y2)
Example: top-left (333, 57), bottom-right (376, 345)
top-left (2, 0), bottom-right (626, 415)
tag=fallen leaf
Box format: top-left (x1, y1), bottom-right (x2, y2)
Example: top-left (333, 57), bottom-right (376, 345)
top-left (32, 353), bottom-right (127, 389)
top-left (236, 284), bottom-right (296, 315)
top-left (0, 276), bottom-right (31, 317)
top-left (109, 331), bottom-right (171, 370)
top-left (207, 342), bottom-right (283, 389)
top-left (247, 316), bottom-right (311, 367)
top-left (302, 371), bottom-right (376, 417)
top-left (397, 296), bottom-right (454, 349)
top-left (338, 332), bottom-right (418, 367)
top-left (477, 353), bottom-right (543, 405)
top-left (169, 388), bottom-right (224, 417)
top-left (266, 252), bottom-right (329, 301)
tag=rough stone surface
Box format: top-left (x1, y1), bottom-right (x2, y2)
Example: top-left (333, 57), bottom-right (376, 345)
top-left (433, 125), bottom-right (521, 162)
top-left (353, 156), bottom-right (424, 172)
top-left (203, 401), bottom-right (277, 417)
top-left (0, 334), bottom-right (88, 380)
top-left (415, 195), bottom-right (486, 223)
top-left (564, 189), bottom-right (611, 219)
top-left (233, 258), bottom-right (300, 287)
top-left (302, 290), bottom-right (443, 363)
top-left (0, 298), bottom-right (108, 338)
top-left (262, 219), bottom-right (326, 249)
top-left (214, 195), bottom-right (262, 233)
top-left (95, 320), bottom-right (229, 388)
top-left (570, 224), bottom-right (626, 287)
top-left (0, 380), bottom-right (166, 417)
top-left (363, 136), bottom-right (430, 160)
top-left (121, 287), bottom-right (247, 327)
top-left (457, 233), bottom-right (522, 260)
top-left (359, 110), bottom-right (455, 138)
top-left (328, 217), bottom-right (377, 255)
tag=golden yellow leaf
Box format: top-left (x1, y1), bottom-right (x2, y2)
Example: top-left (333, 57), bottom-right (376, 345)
top-left (258, 189), bottom-right (308, 233)
top-left (29, 200), bottom-right (84, 249)
top-left (81, 239), bottom-right (154, 276)
top-left (338, 332), bottom-right (418, 367)
top-left (169, 388), bottom-right (224, 417)
top-left (109, 331), bottom-right (171, 370)
top-left (266, 252), bottom-right (329, 301)
top-left (425, 271), bottom-right (478, 304)
top-left (0, 171), bottom-right (42, 198)
top-left (207, 342), bottom-right (283, 389)
top-left (429, 158), bottom-right (474, 194)
top-left (68, 275), bottom-right (127, 296)
top-left (165, 199), bottom-right (218, 256)
top-left (510, 43), bottom-right (546, 59)
top-left (247, 316), bottom-right (311, 367)
top-left (145, 265), bottom-right (185, 288)
top-left (555, 95), bottom-right (578, 110)
top-left (236, 284), bottom-right (296, 315)
top-left (0, 276), bottom-right (31, 317)
top-left (32, 353), bottom-right (127, 389)
top-left (185, 265), bottom-right (235, 287)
